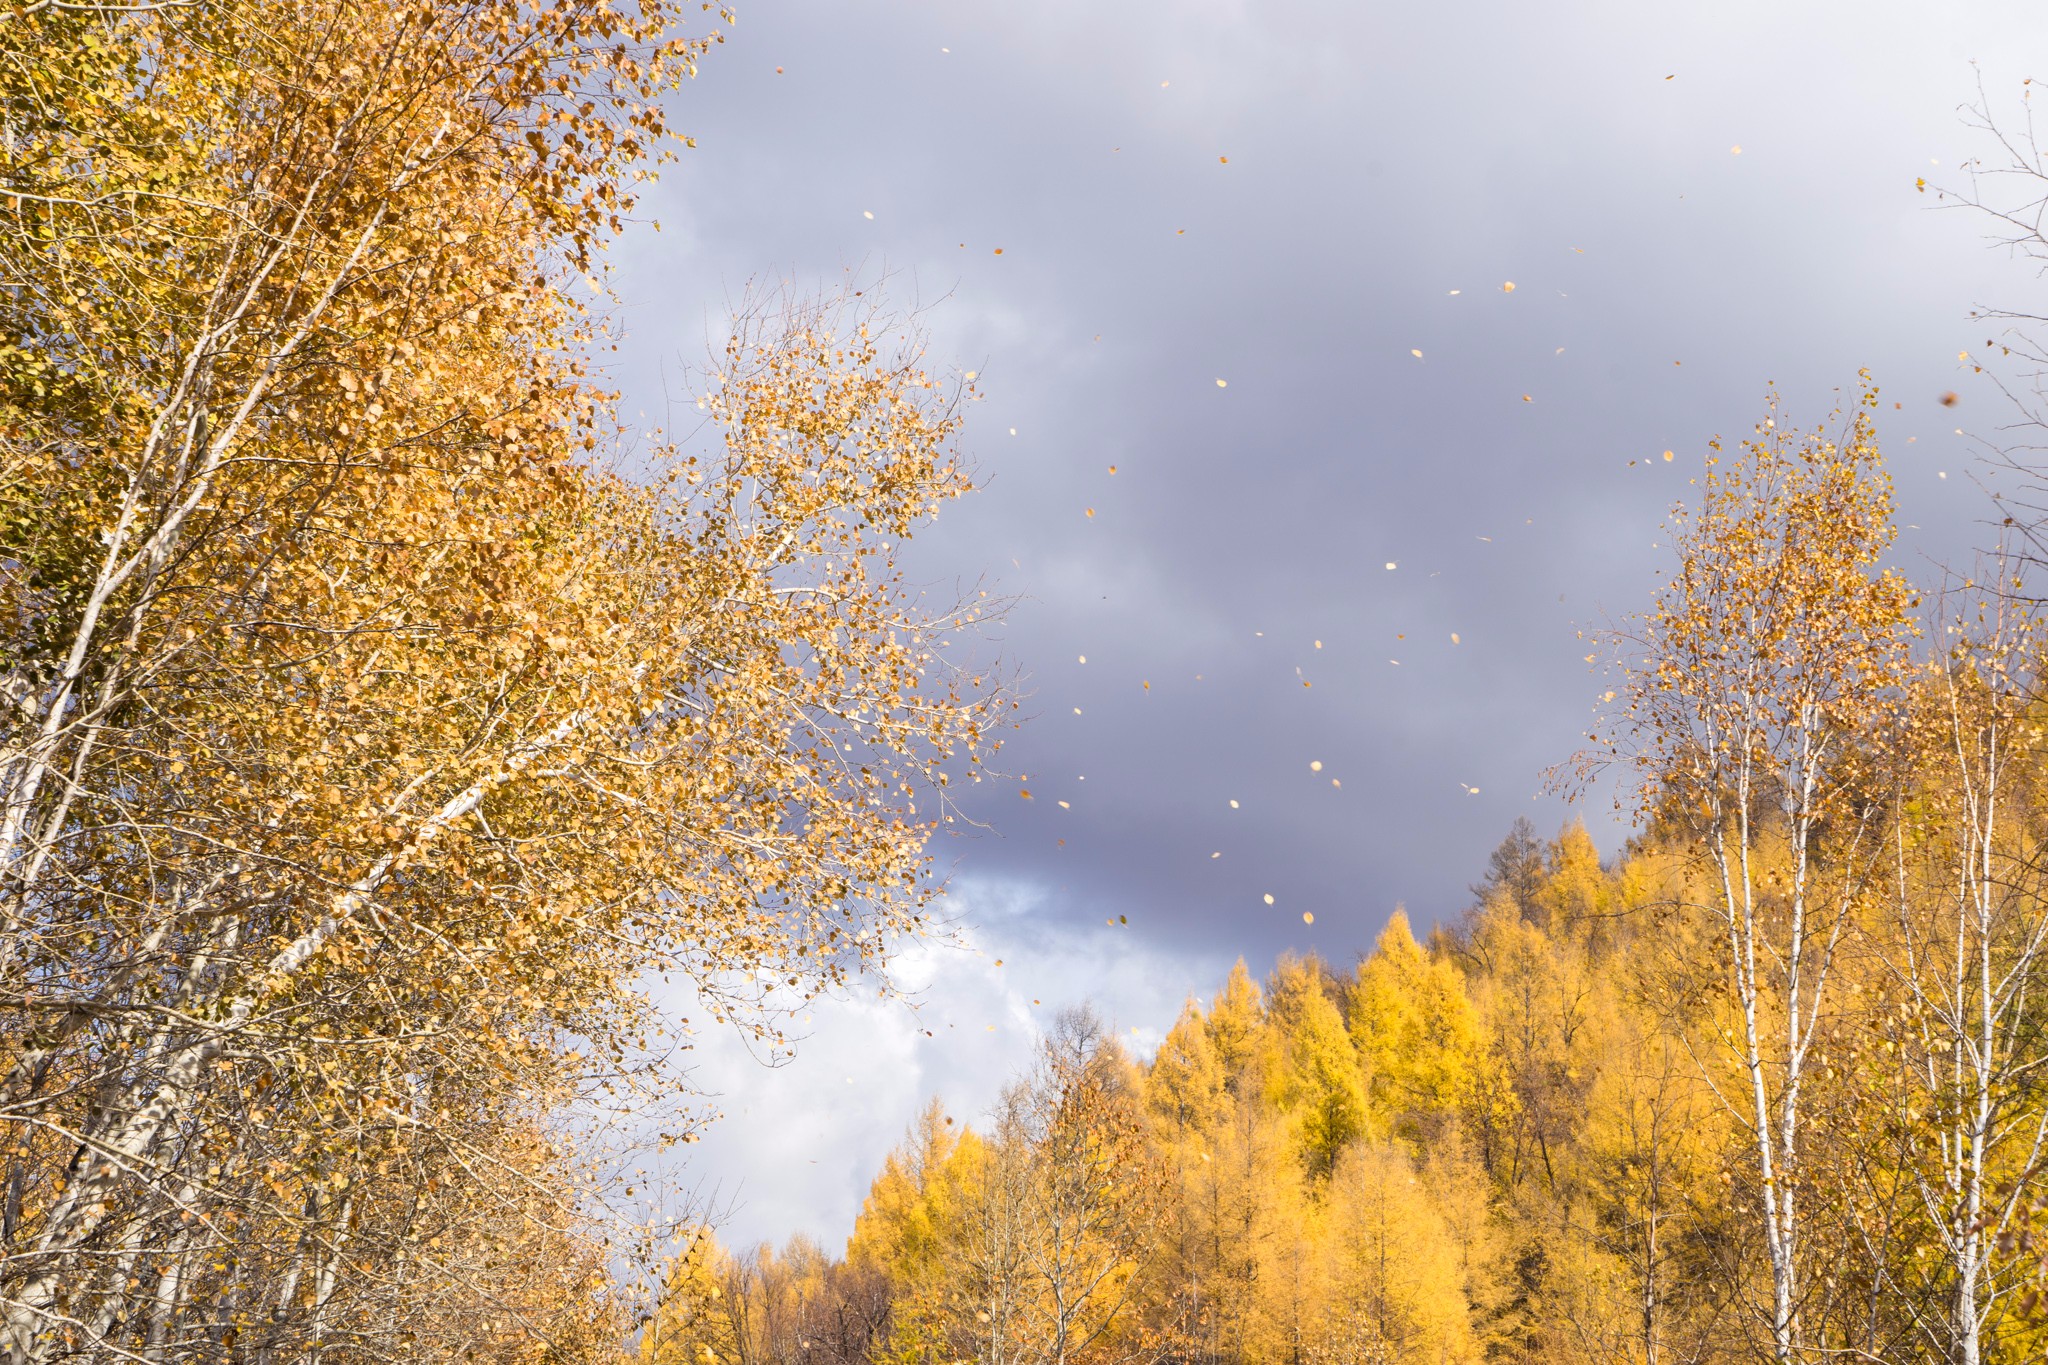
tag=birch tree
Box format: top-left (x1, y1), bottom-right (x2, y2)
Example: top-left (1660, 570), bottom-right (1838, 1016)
top-left (0, 1), bottom-right (1003, 1359)
top-left (1876, 578), bottom-right (2048, 1364)
top-left (1596, 386), bottom-right (1914, 1362)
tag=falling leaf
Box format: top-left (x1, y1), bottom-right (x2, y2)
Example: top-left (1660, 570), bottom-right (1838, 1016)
top-left (1119, 914), bottom-right (1128, 924)
top-left (1663, 450), bottom-right (1674, 461)
top-left (1219, 155), bottom-right (1228, 163)
top-left (1502, 281), bottom-right (1516, 293)
top-left (1448, 289), bottom-right (1462, 295)
top-left (1107, 465), bottom-right (1118, 474)
top-left (993, 247), bottom-right (1004, 255)
top-left (1522, 394), bottom-right (1533, 402)
top-left (1385, 561), bottom-right (1397, 570)
top-left (1314, 639), bottom-right (1323, 648)
top-left (1078, 655), bottom-right (1086, 663)
top-left (1019, 789), bottom-right (1031, 799)
top-left (1730, 145), bottom-right (1742, 154)
top-left (1302, 911), bottom-right (1315, 924)
top-left (1229, 799), bottom-right (1240, 809)
top-left (1211, 851), bottom-right (1221, 858)
top-left (1450, 632), bottom-right (1461, 644)
top-left (1215, 378), bottom-right (1228, 388)
top-left (1941, 392), bottom-right (1959, 407)
top-left (1263, 894), bottom-right (1275, 905)
top-left (1310, 760), bottom-right (1323, 771)
top-left (1085, 508), bottom-right (1095, 518)
top-left (863, 210), bottom-right (873, 219)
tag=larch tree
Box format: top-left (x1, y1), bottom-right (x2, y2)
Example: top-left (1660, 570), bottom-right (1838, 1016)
top-left (1267, 956), bottom-right (1369, 1181)
top-left (1321, 1140), bottom-right (1478, 1364)
top-left (1347, 909), bottom-right (1486, 1145)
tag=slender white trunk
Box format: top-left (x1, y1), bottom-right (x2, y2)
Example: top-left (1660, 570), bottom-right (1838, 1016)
top-left (0, 707), bottom-right (590, 1363)
top-left (1717, 777), bottom-right (1800, 1364)
top-left (144, 1226), bottom-right (196, 1361)
top-left (306, 1194), bottom-right (355, 1365)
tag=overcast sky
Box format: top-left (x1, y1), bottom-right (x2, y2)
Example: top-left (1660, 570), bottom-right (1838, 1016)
top-left (612, 0), bottom-right (2048, 1251)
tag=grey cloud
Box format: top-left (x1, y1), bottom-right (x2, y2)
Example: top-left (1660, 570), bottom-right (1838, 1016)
top-left (611, 0), bottom-right (2042, 963)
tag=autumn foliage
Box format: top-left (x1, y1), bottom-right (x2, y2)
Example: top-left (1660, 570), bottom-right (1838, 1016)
top-left (653, 399), bottom-right (2048, 1365)
top-left (668, 811), bottom-right (2048, 1364)
top-left (18, 1), bottom-right (2048, 1362)
top-left (0, 1), bottom-right (999, 1361)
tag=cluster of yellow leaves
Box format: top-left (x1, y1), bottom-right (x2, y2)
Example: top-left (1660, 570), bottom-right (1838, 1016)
top-left (0, 1), bottom-right (1002, 1360)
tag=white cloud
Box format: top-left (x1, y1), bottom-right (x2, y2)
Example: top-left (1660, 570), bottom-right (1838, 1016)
top-left (647, 874), bottom-right (1228, 1254)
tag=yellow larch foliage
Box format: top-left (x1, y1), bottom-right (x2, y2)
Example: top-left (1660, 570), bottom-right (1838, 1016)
top-left (1267, 955), bottom-right (1373, 1179)
top-left (1320, 1140), bottom-right (1480, 1363)
top-left (1150, 998), bottom-right (1227, 1134)
top-left (1348, 909), bottom-right (1488, 1143)
top-left (1206, 958), bottom-right (1269, 1092)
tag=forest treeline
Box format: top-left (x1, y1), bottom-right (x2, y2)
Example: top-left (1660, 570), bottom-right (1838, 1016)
top-left (648, 398), bottom-right (2048, 1365)
top-left (649, 813), bottom-right (2048, 1365)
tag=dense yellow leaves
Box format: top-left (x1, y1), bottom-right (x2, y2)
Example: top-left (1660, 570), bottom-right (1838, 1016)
top-left (1348, 911), bottom-right (1486, 1137)
top-left (664, 838), bottom-right (1763, 1365)
top-left (1269, 956), bottom-right (1372, 1176)
top-left (0, 1), bottom-right (1000, 1360)
top-left (1612, 382), bottom-right (1913, 827)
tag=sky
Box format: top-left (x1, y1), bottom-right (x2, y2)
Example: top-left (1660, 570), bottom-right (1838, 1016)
top-left (608, 0), bottom-right (2048, 1251)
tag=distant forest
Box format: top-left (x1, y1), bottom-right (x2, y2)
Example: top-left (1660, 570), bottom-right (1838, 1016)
top-left (643, 392), bottom-right (2048, 1365)
top-left (648, 808), bottom-right (2048, 1365)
